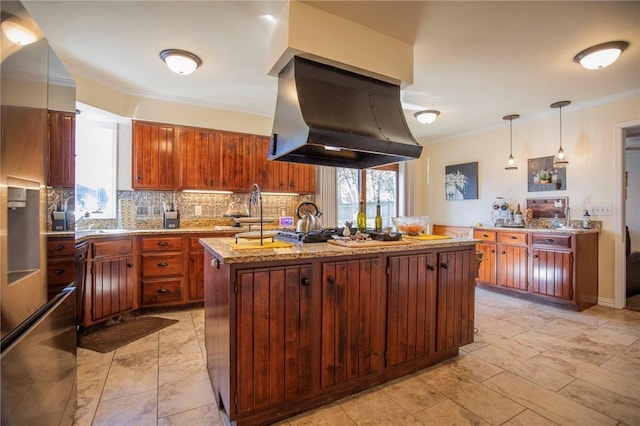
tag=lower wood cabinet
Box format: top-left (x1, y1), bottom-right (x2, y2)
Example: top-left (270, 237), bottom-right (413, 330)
top-left (475, 229), bottom-right (598, 311)
top-left (204, 245), bottom-right (477, 426)
top-left (139, 236), bottom-right (185, 307)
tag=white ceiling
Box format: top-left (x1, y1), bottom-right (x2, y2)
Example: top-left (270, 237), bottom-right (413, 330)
top-left (21, 1), bottom-right (640, 144)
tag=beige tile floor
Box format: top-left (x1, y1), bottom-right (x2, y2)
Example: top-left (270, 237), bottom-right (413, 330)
top-left (75, 288), bottom-right (640, 426)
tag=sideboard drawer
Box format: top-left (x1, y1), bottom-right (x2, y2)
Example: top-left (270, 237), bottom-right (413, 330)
top-left (532, 234), bottom-right (572, 248)
top-left (499, 232), bottom-right (528, 245)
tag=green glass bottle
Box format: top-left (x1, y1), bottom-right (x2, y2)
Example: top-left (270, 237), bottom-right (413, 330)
top-left (375, 200), bottom-right (382, 232)
top-left (357, 197), bottom-right (366, 232)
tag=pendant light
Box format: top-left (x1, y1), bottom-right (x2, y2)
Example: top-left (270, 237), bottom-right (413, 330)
top-left (551, 100), bottom-right (570, 168)
top-left (503, 114), bottom-right (519, 171)
top-left (159, 49), bottom-right (202, 75)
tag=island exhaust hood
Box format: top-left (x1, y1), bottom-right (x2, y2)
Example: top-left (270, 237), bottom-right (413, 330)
top-left (268, 56), bottom-right (422, 169)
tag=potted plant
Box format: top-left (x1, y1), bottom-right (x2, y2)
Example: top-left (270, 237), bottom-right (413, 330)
top-left (538, 170), bottom-right (552, 184)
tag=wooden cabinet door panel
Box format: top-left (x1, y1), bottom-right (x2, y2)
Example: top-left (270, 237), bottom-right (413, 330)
top-left (220, 132), bottom-right (252, 191)
top-left (48, 110), bottom-right (75, 187)
top-left (91, 256), bottom-right (135, 321)
top-left (132, 121), bottom-right (177, 190)
top-left (437, 250), bottom-right (475, 352)
top-left (476, 243), bottom-right (497, 285)
top-left (236, 265), bottom-right (313, 414)
top-left (179, 127), bottom-right (220, 189)
top-left (188, 250), bottom-right (205, 301)
top-left (387, 253), bottom-right (437, 366)
top-left (499, 245), bottom-right (528, 290)
top-left (531, 249), bottom-right (573, 300)
top-left (321, 258), bottom-right (383, 388)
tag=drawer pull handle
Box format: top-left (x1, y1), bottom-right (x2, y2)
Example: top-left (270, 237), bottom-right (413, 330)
top-left (301, 277), bottom-right (311, 287)
top-left (482, 234), bottom-right (489, 238)
top-left (157, 241), bottom-right (169, 246)
top-left (127, 263), bottom-right (133, 267)
top-left (534, 254), bottom-right (539, 258)
top-left (54, 268), bottom-right (65, 275)
top-left (157, 288), bottom-right (169, 294)
top-left (427, 264), bottom-right (435, 271)
top-left (441, 262), bottom-right (449, 269)
top-left (158, 262), bottom-right (169, 267)
top-left (510, 236), bottom-right (518, 240)
top-left (55, 245), bottom-right (65, 251)
top-left (545, 239), bottom-right (555, 243)
top-left (491, 249), bottom-right (496, 253)
top-left (327, 276), bottom-right (335, 284)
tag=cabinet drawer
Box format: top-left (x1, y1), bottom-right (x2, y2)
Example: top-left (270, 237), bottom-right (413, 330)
top-left (141, 279), bottom-right (183, 305)
top-left (473, 230), bottom-right (497, 242)
top-left (141, 253), bottom-right (183, 277)
top-left (532, 234), bottom-right (572, 248)
top-left (47, 239), bottom-right (75, 257)
top-left (499, 232), bottom-right (527, 245)
top-left (140, 236), bottom-right (183, 251)
top-left (92, 238), bottom-right (134, 258)
top-left (47, 260), bottom-right (76, 284)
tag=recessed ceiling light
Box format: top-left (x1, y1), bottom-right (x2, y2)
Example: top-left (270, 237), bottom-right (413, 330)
top-left (414, 110), bottom-right (440, 124)
top-left (573, 41), bottom-right (629, 70)
top-left (159, 49), bottom-right (202, 75)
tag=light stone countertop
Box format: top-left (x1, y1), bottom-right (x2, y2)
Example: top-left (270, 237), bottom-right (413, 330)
top-left (200, 237), bottom-right (479, 264)
top-left (473, 225), bottom-right (600, 234)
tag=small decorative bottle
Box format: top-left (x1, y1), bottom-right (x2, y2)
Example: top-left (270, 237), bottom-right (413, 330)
top-left (374, 199), bottom-right (382, 232)
top-left (357, 197), bottom-right (366, 232)
top-left (582, 210), bottom-right (591, 229)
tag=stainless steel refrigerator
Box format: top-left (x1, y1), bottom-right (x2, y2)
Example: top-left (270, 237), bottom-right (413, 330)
top-left (1, 1), bottom-right (77, 424)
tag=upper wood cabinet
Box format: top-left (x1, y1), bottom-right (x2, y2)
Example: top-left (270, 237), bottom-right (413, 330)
top-left (132, 120), bottom-right (315, 193)
top-left (48, 110), bottom-right (75, 187)
top-left (132, 120), bottom-right (177, 190)
top-left (178, 127), bottom-right (221, 190)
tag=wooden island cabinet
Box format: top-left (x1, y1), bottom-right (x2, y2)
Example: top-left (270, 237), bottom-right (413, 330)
top-left (201, 238), bottom-right (477, 426)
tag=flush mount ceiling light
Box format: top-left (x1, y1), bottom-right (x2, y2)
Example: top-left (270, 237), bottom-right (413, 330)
top-left (1, 19), bottom-right (37, 45)
top-left (551, 100), bottom-right (571, 168)
top-left (159, 49), bottom-right (202, 75)
top-left (503, 114), bottom-right (520, 172)
top-left (573, 41), bottom-right (629, 70)
top-left (414, 110), bottom-right (440, 124)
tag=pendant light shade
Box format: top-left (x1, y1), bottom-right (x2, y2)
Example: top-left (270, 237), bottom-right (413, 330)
top-left (414, 110), bottom-right (440, 124)
top-left (574, 41), bottom-right (628, 70)
top-left (551, 100), bottom-right (570, 168)
top-left (160, 49), bottom-right (202, 75)
top-left (503, 114), bottom-right (519, 171)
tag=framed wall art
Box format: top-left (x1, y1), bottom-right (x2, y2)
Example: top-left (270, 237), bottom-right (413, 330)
top-left (527, 156), bottom-right (566, 192)
top-left (445, 161), bottom-right (478, 200)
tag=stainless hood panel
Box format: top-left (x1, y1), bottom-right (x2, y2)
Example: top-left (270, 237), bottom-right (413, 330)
top-left (269, 56), bottom-right (422, 169)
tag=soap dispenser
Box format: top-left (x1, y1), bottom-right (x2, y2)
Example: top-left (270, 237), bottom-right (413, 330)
top-left (552, 214), bottom-right (560, 229)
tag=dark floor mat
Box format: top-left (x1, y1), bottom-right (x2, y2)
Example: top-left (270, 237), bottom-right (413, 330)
top-left (78, 316), bottom-right (178, 353)
top-left (626, 294), bottom-right (640, 312)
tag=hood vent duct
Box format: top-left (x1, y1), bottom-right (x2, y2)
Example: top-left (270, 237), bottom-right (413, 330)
top-left (268, 56), bottom-right (422, 169)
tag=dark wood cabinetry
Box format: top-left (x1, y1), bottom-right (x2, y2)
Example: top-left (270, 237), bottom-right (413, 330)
top-left (139, 236), bottom-right (185, 306)
top-left (204, 243), bottom-right (477, 426)
top-left (179, 127), bottom-right (221, 189)
top-left (476, 229), bottom-right (598, 311)
top-left (132, 120), bottom-right (177, 190)
top-left (85, 237), bottom-right (136, 325)
top-left (47, 237), bottom-right (76, 300)
top-left (47, 110), bottom-right (75, 187)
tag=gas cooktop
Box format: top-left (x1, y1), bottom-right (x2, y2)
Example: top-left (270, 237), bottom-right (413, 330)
top-left (275, 228), bottom-right (340, 244)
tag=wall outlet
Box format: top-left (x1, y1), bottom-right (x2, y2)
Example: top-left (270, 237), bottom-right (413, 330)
top-left (194, 205), bottom-right (202, 216)
top-left (589, 205), bottom-right (612, 216)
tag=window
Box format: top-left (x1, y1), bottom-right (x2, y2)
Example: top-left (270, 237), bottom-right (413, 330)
top-left (75, 115), bottom-right (117, 220)
top-left (336, 164), bottom-right (398, 229)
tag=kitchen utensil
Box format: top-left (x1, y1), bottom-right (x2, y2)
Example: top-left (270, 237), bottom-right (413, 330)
top-left (295, 201), bottom-right (322, 233)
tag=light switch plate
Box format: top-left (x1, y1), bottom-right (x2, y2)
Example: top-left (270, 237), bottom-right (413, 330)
top-left (589, 205), bottom-right (612, 216)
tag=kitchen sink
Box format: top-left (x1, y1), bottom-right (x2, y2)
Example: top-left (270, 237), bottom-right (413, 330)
top-left (76, 228), bottom-right (130, 236)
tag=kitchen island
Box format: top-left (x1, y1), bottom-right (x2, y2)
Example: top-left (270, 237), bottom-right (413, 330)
top-left (200, 236), bottom-right (479, 426)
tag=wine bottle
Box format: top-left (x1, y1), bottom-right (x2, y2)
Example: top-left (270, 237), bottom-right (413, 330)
top-left (357, 197), bottom-right (366, 232)
top-left (375, 200), bottom-right (382, 232)
top-left (514, 203), bottom-right (523, 225)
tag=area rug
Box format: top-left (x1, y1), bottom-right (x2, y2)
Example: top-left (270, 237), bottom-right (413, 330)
top-left (79, 316), bottom-right (178, 353)
top-left (626, 294), bottom-right (640, 312)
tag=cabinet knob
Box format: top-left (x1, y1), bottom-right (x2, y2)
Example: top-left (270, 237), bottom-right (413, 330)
top-left (211, 258), bottom-right (220, 269)
top-left (127, 263), bottom-right (133, 267)
top-left (545, 238), bottom-right (555, 243)
top-left (157, 241), bottom-right (169, 246)
top-left (440, 262), bottom-right (449, 269)
top-left (54, 268), bottom-right (65, 275)
top-left (158, 262), bottom-right (169, 267)
top-left (301, 277), bottom-right (311, 287)
top-left (327, 276), bottom-right (335, 284)
top-left (55, 245), bottom-right (65, 251)
top-left (490, 249), bottom-right (496, 253)
top-left (533, 254), bottom-right (539, 258)
top-left (501, 251), bottom-right (507, 255)
top-left (157, 288), bottom-right (169, 294)
top-left (427, 264), bottom-right (435, 271)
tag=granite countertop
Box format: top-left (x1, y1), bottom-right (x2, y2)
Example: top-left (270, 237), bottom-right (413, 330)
top-left (200, 237), bottom-right (479, 264)
top-left (60, 226), bottom-right (254, 241)
top-left (474, 225), bottom-right (600, 234)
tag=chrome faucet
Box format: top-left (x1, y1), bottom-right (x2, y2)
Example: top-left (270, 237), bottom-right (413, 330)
top-left (248, 183), bottom-right (264, 244)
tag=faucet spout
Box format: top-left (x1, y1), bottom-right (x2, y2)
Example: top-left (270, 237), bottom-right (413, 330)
top-left (248, 183), bottom-right (264, 244)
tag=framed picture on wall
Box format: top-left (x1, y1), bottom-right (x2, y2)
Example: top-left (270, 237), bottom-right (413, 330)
top-left (527, 156), bottom-right (566, 192)
top-left (445, 161), bottom-right (478, 200)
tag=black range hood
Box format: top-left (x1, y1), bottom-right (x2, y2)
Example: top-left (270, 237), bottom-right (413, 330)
top-left (268, 56), bottom-right (422, 169)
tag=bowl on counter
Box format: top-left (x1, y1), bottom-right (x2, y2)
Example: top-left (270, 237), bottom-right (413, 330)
top-left (391, 216), bottom-right (431, 236)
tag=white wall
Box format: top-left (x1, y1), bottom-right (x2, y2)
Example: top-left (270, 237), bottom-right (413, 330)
top-left (411, 93), bottom-right (640, 302)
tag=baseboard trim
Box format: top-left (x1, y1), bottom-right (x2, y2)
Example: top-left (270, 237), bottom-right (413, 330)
top-left (597, 297), bottom-right (616, 308)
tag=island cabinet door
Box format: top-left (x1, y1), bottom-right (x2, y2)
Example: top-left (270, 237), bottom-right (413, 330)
top-left (235, 264), bottom-right (314, 415)
top-left (436, 249), bottom-right (476, 352)
top-left (320, 258), bottom-right (385, 389)
top-left (386, 253), bottom-right (438, 367)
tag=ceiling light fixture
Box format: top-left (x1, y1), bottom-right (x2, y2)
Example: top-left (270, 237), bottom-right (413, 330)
top-left (573, 41), bottom-right (629, 70)
top-left (503, 114), bottom-right (520, 172)
top-left (551, 100), bottom-right (571, 168)
top-left (159, 49), bottom-right (202, 75)
top-left (414, 110), bottom-right (440, 124)
top-left (1, 19), bottom-right (37, 45)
